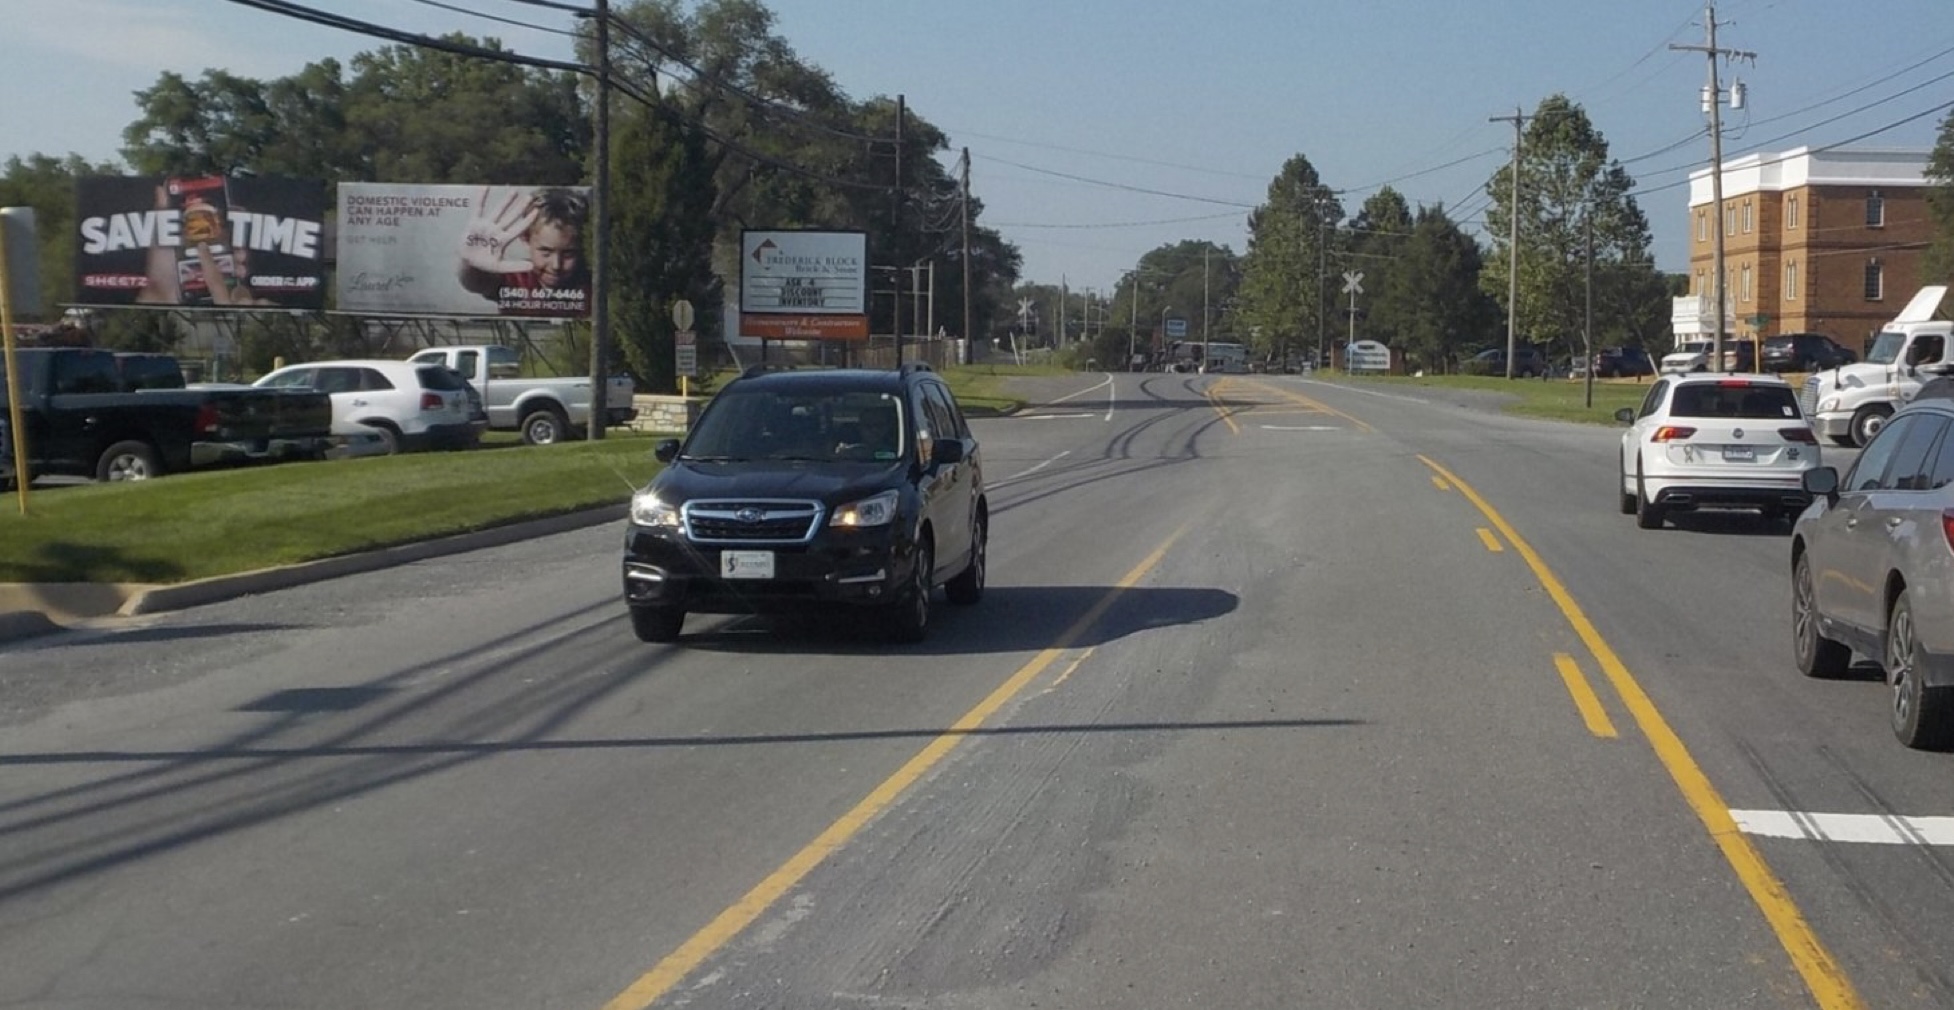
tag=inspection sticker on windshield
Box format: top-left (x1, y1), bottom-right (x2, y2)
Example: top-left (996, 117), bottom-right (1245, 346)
top-left (721, 551), bottom-right (775, 579)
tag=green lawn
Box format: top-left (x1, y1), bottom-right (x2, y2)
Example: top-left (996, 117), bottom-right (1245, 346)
top-left (0, 437), bottom-right (666, 585)
top-left (1330, 373), bottom-right (1654, 424)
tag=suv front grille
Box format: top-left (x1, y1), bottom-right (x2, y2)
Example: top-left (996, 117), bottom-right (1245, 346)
top-left (1798, 376), bottom-right (1820, 416)
top-left (683, 499), bottom-right (824, 543)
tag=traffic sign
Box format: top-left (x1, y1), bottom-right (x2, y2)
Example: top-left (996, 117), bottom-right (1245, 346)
top-left (670, 299), bottom-right (695, 331)
top-left (675, 330), bottom-right (697, 377)
top-left (1341, 271), bottom-right (1364, 296)
top-left (1165, 317), bottom-right (1188, 339)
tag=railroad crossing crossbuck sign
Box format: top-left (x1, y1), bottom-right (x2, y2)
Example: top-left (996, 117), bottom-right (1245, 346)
top-left (1342, 271), bottom-right (1364, 296)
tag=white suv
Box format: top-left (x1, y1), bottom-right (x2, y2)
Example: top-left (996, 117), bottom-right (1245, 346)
top-left (1616, 372), bottom-right (1822, 529)
top-left (255, 360), bottom-right (477, 454)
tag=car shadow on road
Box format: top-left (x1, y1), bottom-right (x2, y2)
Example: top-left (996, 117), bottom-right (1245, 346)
top-left (1662, 510), bottom-right (1796, 537)
top-left (677, 584), bottom-right (1241, 657)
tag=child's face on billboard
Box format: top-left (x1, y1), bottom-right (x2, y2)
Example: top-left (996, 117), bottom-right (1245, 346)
top-left (528, 221), bottom-right (581, 288)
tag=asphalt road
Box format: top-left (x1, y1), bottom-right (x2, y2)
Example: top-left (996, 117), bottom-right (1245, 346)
top-left (2, 371), bottom-right (1947, 1010)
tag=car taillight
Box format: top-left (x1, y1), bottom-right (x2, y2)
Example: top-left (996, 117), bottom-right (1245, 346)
top-left (421, 392), bottom-right (444, 411)
top-left (1778, 427), bottom-right (1817, 444)
top-left (195, 403), bottom-right (219, 434)
top-left (1943, 510), bottom-right (1954, 554)
top-left (1652, 426), bottom-right (1697, 442)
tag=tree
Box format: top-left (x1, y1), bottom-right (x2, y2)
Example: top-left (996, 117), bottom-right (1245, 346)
top-left (1479, 94), bottom-right (1657, 365)
top-left (1238, 155), bottom-right (1341, 366)
top-left (1348, 187), bottom-right (1416, 349)
top-left (1926, 107), bottom-right (1954, 285)
top-left (607, 96), bottom-right (721, 393)
top-left (1, 153), bottom-right (120, 314)
top-left (1386, 205), bottom-right (1498, 371)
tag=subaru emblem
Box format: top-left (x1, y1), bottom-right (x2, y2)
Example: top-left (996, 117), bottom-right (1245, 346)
top-left (1733, 427), bottom-right (1745, 438)
top-left (736, 507), bottom-right (764, 524)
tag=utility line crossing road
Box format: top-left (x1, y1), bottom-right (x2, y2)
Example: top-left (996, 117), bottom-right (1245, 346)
top-left (1, 373), bottom-right (1946, 1010)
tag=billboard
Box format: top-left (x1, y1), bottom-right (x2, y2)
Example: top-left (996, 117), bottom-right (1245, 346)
top-left (75, 175), bottom-right (327, 309)
top-left (336, 183), bottom-right (591, 318)
top-left (739, 230), bottom-right (869, 340)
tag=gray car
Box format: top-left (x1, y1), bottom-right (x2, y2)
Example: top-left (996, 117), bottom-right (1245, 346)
top-left (1791, 397), bottom-right (1954, 748)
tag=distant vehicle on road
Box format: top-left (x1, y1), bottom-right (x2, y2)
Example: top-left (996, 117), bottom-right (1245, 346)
top-left (1465, 346), bottom-right (1548, 378)
top-left (407, 345), bottom-right (636, 445)
top-left (1616, 372), bottom-right (1820, 529)
top-left (1592, 346), bottom-right (1655, 378)
top-left (1791, 395), bottom-right (1954, 749)
top-left (1198, 342), bottom-right (1251, 374)
top-left (1761, 332), bottom-right (1856, 374)
top-left (1798, 286), bottom-right (1952, 448)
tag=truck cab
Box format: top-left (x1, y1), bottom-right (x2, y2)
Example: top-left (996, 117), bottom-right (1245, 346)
top-left (1799, 286), bottom-right (1953, 447)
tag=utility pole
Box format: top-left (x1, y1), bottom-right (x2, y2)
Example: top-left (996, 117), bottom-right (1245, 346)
top-left (1060, 274), bottom-right (1068, 348)
top-left (1489, 106), bottom-right (1530, 380)
top-left (1673, 4), bottom-right (1754, 373)
top-left (1202, 246), bottom-right (1211, 367)
top-left (1584, 210), bottom-right (1595, 408)
top-left (586, 0), bottom-right (611, 438)
top-left (893, 94), bottom-right (904, 367)
top-left (1129, 270), bottom-right (1141, 370)
top-left (960, 147), bottom-right (973, 364)
top-left (1316, 203), bottom-right (1327, 371)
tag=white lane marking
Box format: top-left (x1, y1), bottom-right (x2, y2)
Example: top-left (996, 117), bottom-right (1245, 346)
top-left (1260, 425), bottom-right (1341, 431)
top-left (1105, 376), bottom-right (1116, 422)
top-left (993, 450), bottom-right (1071, 487)
top-left (1731, 809), bottom-right (1954, 845)
top-left (1044, 373), bottom-right (1115, 406)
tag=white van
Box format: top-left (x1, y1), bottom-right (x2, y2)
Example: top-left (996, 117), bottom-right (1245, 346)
top-left (1198, 342), bottom-right (1251, 374)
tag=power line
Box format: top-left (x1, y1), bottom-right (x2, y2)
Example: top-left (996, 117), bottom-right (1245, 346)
top-left (399, 0), bottom-right (576, 36)
top-left (1746, 43), bottom-right (1954, 130)
top-left (940, 128), bottom-right (1269, 181)
top-left (989, 211), bottom-right (1246, 230)
top-left (486, 0), bottom-right (594, 13)
top-left (976, 155), bottom-right (1259, 209)
top-left (218, 0), bottom-right (587, 74)
top-left (1343, 147), bottom-right (1506, 194)
top-left (1635, 98), bottom-right (1954, 198)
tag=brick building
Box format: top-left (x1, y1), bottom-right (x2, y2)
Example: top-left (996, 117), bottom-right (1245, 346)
top-left (1685, 147), bottom-right (1947, 350)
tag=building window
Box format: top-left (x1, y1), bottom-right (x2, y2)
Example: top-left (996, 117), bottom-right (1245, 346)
top-left (1865, 260), bottom-right (1884, 301)
top-left (1867, 190), bottom-right (1885, 228)
top-left (1694, 269), bottom-right (1705, 294)
top-left (1696, 210), bottom-right (1708, 242)
top-left (1786, 261), bottom-right (1799, 301)
top-left (1741, 263), bottom-right (1753, 303)
top-left (1725, 206), bottom-right (1736, 235)
top-left (1742, 201), bottom-right (1753, 233)
top-left (1786, 196), bottom-right (1800, 230)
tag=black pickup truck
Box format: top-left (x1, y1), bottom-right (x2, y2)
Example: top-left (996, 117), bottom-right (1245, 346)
top-left (0, 347), bottom-right (333, 486)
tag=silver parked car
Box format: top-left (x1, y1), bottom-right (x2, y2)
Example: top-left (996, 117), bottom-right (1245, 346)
top-left (1790, 397), bottom-right (1954, 749)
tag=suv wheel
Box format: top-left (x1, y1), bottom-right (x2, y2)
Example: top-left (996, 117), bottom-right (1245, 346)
top-left (1793, 553), bottom-right (1850, 678)
top-left (888, 541), bottom-right (933, 643)
top-left (1634, 458), bottom-right (1664, 530)
top-left (946, 513), bottom-right (986, 605)
top-left (1887, 590), bottom-right (1954, 749)
top-left (630, 606), bottom-right (685, 643)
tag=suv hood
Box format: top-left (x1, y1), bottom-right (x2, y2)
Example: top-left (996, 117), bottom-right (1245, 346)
top-left (651, 459), bottom-right (908, 505)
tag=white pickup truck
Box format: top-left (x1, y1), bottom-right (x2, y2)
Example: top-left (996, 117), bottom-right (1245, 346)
top-left (1797, 286), bottom-right (1952, 447)
top-left (407, 345), bottom-right (636, 445)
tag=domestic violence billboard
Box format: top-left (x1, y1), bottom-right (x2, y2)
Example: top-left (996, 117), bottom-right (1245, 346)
top-left (336, 183), bottom-right (591, 318)
top-left (75, 175), bottom-right (327, 309)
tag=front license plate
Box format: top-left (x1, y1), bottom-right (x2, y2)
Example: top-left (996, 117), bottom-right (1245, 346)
top-left (720, 550), bottom-right (775, 579)
top-left (1723, 445), bottom-right (1756, 462)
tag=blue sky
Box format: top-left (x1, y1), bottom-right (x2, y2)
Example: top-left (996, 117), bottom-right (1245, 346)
top-left (7, 0), bottom-right (1951, 293)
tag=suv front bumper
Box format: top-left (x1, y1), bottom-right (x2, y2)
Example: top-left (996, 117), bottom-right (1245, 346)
top-left (622, 523), bottom-right (919, 614)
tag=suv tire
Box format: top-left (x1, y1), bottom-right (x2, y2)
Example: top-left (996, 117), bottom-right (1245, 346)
top-left (888, 541), bottom-right (933, 643)
top-left (1634, 459), bottom-right (1665, 530)
top-left (96, 440), bottom-right (162, 482)
top-left (1888, 591), bottom-right (1954, 749)
top-left (946, 513), bottom-right (986, 605)
top-left (1793, 552), bottom-right (1851, 678)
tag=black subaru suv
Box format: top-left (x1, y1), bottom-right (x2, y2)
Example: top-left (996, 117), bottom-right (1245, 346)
top-left (621, 363), bottom-right (987, 644)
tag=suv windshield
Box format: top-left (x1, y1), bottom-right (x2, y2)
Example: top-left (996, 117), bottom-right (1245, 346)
top-left (1865, 330), bottom-right (1906, 365)
top-left (684, 388), bottom-right (906, 462)
top-left (1670, 382), bottom-right (1800, 419)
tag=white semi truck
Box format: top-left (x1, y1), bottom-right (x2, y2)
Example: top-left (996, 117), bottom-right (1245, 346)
top-left (1797, 286), bottom-right (1952, 447)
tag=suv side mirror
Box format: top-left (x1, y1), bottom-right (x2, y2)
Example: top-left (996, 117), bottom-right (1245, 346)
top-left (1613, 407), bottom-right (1636, 425)
top-left (931, 439), bottom-right (965, 465)
top-left (654, 438), bottom-right (680, 463)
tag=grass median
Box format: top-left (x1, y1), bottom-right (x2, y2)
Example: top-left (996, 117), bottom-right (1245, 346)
top-left (1332, 373), bottom-right (1655, 424)
top-left (0, 437), bottom-right (667, 586)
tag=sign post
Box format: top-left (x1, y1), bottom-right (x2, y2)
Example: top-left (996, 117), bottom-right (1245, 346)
top-left (671, 298), bottom-right (696, 396)
top-left (1341, 271), bottom-right (1364, 374)
top-left (1, 207), bottom-right (38, 514)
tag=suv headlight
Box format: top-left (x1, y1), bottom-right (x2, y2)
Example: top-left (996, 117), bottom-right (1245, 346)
top-left (830, 490), bottom-right (899, 528)
top-left (630, 492), bottom-right (681, 528)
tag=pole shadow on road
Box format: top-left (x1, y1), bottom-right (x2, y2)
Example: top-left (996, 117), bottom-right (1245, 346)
top-left (677, 585), bottom-right (1240, 657)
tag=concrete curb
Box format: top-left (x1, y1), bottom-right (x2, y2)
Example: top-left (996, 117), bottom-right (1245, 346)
top-left (1, 504), bottom-right (629, 644)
